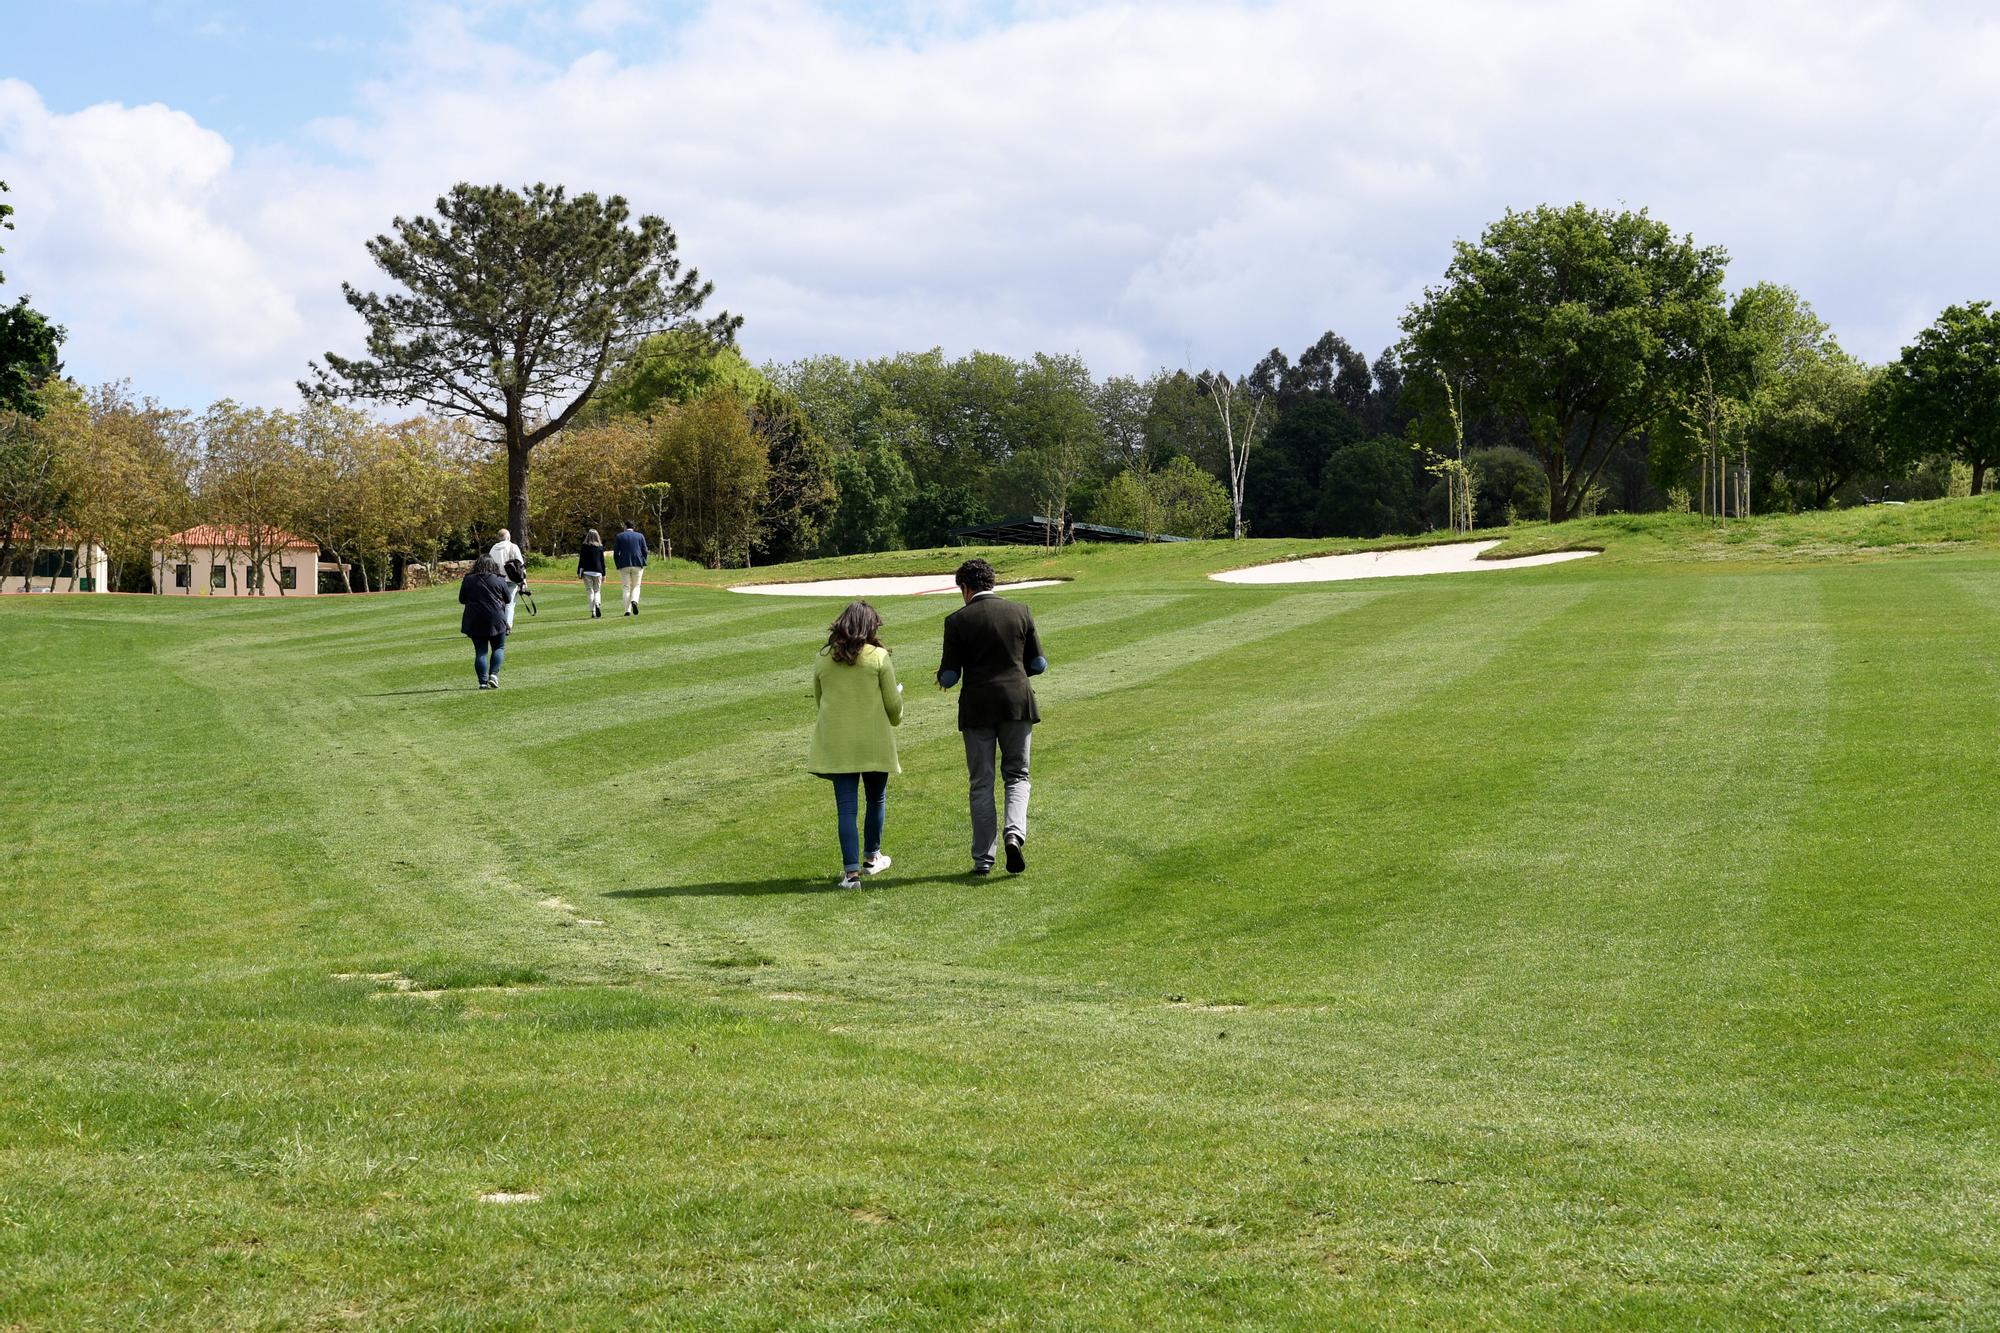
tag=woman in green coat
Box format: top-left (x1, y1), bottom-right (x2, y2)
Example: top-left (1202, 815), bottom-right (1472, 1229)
top-left (808, 601), bottom-right (903, 887)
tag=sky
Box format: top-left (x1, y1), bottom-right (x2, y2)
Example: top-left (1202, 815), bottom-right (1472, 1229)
top-left (3, 0), bottom-right (1998, 410)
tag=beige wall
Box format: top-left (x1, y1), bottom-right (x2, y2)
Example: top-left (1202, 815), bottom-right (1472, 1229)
top-left (153, 546), bottom-right (320, 597)
top-left (1, 542), bottom-right (109, 593)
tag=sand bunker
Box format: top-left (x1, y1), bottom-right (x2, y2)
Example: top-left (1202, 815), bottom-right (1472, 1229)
top-left (1211, 539), bottom-right (1599, 584)
top-left (729, 576), bottom-right (1065, 597)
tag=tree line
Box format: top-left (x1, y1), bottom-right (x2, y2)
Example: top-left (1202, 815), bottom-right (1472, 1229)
top-left (8, 185), bottom-right (2000, 593)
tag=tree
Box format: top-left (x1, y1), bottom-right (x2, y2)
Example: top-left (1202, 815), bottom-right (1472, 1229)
top-left (1412, 372), bottom-right (1475, 534)
top-left (1088, 468), bottom-right (1159, 537)
top-left (0, 181), bottom-right (64, 417)
top-left (1317, 438), bottom-right (1423, 538)
top-left (1092, 457), bottom-right (1232, 540)
top-left (1096, 374), bottom-right (1151, 465)
top-left (1019, 432), bottom-right (1095, 544)
top-left (530, 417), bottom-right (652, 553)
top-left (1244, 396), bottom-right (1366, 535)
top-left (1883, 302), bottom-right (2000, 495)
top-left (748, 387), bottom-right (838, 564)
top-left (653, 389), bottom-right (768, 568)
top-left (60, 384), bottom-right (196, 590)
top-left (197, 403), bottom-right (305, 594)
top-left (288, 400), bottom-right (376, 591)
top-left (822, 444), bottom-right (913, 556)
top-left (1195, 371), bottom-right (1266, 538)
top-left (637, 481), bottom-right (673, 561)
top-left (1141, 370), bottom-right (1228, 477)
top-left (369, 416), bottom-right (489, 590)
top-left (0, 380), bottom-right (84, 584)
top-left (1466, 447), bottom-right (1547, 526)
top-left (595, 340), bottom-right (769, 421)
top-left (1678, 354), bottom-right (1750, 518)
top-left (305, 182), bottom-right (738, 548)
top-left (1752, 355), bottom-right (1881, 508)
top-left (1402, 202), bottom-right (1730, 521)
top-left (1150, 456), bottom-right (1232, 538)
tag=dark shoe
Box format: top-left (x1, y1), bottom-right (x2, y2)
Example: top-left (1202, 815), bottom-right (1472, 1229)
top-left (631, 602), bottom-right (640, 616)
top-left (1005, 838), bottom-right (1025, 874)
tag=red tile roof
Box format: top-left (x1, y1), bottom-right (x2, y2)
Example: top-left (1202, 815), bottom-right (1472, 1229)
top-left (162, 525), bottom-right (318, 551)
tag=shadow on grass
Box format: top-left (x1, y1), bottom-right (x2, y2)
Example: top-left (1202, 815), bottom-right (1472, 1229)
top-left (608, 874), bottom-right (983, 899)
top-left (360, 687), bottom-right (462, 696)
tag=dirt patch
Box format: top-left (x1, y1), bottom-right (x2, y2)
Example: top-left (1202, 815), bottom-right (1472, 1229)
top-left (334, 971), bottom-right (417, 991)
top-left (848, 1206), bottom-right (896, 1226)
top-left (478, 1191), bottom-right (541, 1205)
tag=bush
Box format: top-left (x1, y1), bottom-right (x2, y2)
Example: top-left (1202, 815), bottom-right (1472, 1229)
top-left (1469, 446), bottom-right (1548, 526)
top-left (1089, 457), bottom-right (1232, 539)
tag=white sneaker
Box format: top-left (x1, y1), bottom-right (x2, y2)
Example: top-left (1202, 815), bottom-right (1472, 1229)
top-left (863, 853), bottom-right (892, 876)
top-left (837, 872), bottom-right (862, 889)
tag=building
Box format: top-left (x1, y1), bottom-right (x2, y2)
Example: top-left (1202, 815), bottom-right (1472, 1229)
top-left (153, 526), bottom-right (322, 597)
top-left (2, 532), bottom-right (110, 593)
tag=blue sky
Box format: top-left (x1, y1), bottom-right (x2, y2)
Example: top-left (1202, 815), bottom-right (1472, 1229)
top-left (3, 1), bottom-right (1022, 142)
top-left (4, 1), bottom-right (1999, 409)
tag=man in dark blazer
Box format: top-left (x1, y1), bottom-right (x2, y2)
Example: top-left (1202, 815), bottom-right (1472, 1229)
top-left (936, 558), bottom-right (1047, 874)
top-left (612, 521), bottom-right (649, 616)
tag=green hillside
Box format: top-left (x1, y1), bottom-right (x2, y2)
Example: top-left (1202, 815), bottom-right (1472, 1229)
top-left (5, 498), bottom-right (2000, 1327)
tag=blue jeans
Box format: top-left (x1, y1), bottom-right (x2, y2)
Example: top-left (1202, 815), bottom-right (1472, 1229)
top-left (829, 772), bottom-right (889, 873)
top-left (473, 634), bottom-right (506, 684)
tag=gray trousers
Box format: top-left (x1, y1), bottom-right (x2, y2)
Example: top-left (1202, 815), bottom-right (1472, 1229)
top-left (963, 721), bottom-right (1032, 870)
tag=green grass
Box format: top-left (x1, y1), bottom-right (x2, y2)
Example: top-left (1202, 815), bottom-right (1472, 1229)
top-left (6, 497), bottom-right (2000, 1327)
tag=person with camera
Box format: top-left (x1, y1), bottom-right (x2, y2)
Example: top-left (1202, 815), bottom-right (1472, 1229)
top-left (806, 601), bottom-right (903, 889)
top-left (458, 556), bottom-right (514, 690)
top-left (936, 558), bottom-right (1046, 875)
top-left (489, 528), bottom-right (526, 630)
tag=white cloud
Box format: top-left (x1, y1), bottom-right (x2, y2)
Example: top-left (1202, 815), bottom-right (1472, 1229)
top-left (0, 80), bottom-right (303, 403)
top-left (5, 0), bottom-right (2000, 408)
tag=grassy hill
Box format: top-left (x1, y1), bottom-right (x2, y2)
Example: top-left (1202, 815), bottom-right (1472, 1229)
top-left (6, 497), bottom-right (2000, 1326)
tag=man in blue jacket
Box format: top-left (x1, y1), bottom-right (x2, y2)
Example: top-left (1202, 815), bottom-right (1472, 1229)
top-left (612, 521), bottom-right (649, 617)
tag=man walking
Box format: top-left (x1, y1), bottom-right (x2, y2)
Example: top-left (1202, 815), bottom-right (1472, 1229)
top-left (613, 521), bottom-right (649, 616)
top-left (936, 558), bottom-right (1046, 875)
top-left (488, 528), bottom-right (525, 630)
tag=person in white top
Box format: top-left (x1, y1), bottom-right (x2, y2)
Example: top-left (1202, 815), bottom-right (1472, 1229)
top-left (488, 529), bottom-right (525, 629)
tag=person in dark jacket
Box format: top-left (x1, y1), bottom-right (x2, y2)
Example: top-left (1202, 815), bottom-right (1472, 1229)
top-left (578, 528), bottom-right (607, 619)
top-left (458, 555), bottom-right (513, 689)
top-left (612, 521), bottom-right (649, 616)
top-left (936, 558), bottom-right (1047, 875)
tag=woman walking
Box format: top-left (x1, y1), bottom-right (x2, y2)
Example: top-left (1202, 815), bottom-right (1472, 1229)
top-left (458, 555), bottom-right (513, 689)
top-left (807, 601), bottom-right (902, 888)
top-left (578, 528), bottom-right (607, 619)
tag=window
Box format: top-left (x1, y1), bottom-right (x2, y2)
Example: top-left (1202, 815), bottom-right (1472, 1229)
top-left (175, 563), bottom-right (191, 589)
top-left (210, 564), bottom-right (227, 589)
top-left (280, 565), bottom-right (297, 591)
top-left (30, 548), bottom-right (74, 580)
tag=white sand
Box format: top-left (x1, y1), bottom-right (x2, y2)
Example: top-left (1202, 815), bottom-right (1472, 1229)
top-left (1211, 539), bottom-right (1599, 584)
top-left (728, 576), bottom-right (1065, 597)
